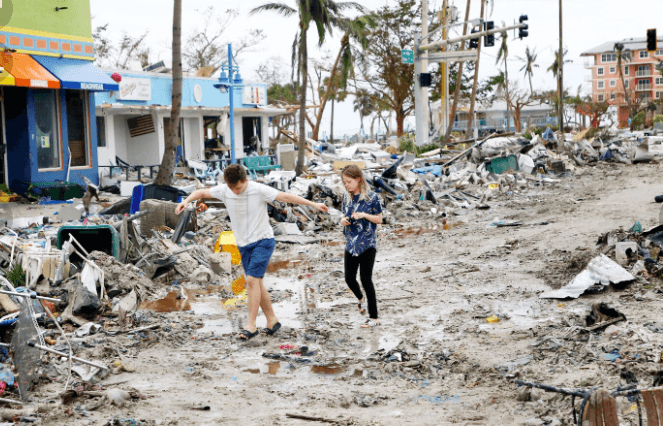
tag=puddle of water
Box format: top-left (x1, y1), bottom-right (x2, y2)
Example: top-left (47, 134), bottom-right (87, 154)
top-left (268, 362), bottom-right (280, 375)
top-left (268, 255), bottom-right (307, 273)
top-left (311, 364), bottom-right (347, 375)
top-left (141, 286), bottom-right (229, 312)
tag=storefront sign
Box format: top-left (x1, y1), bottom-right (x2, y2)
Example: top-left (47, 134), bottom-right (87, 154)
top-left (116, 77), bottom-right (151, 101)
top-left (31, 80), bottom-right (48, 88)
top-left (81, 83), bottom-right (104, 90)
top-left (242, 86), bottom-right (266, 106)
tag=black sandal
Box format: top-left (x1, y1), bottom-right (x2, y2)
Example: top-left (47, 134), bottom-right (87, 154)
top-left (237, 329), bottom-right (259, 340)
top-left (260, 322), bottom-right (282, 336)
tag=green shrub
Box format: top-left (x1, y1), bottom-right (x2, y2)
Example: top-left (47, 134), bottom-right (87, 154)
top-left (654, 114), bottom-right (663, 123)
top-left (398, 136), bottom-right (416, 154)
top-left (6, 263), bottom-right (25, 288)
top-left (632, 111), bottom-right (646, 129)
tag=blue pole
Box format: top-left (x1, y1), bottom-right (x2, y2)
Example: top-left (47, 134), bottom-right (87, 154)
top-left (228, 44), bottom-right (236, 164)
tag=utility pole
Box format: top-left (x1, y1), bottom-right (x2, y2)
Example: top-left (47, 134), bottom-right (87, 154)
top-left (440, 1), bottom-right (448, 138)
top-left (466, 0), bottom-right (486, 138)
top-left (414, 0), bottom-right (430, 146)
top-left (557, 0), bottom-right (564, 134)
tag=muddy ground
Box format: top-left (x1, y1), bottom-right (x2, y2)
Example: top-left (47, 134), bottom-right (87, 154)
top-left (30, 161), bottom-right (663, 425)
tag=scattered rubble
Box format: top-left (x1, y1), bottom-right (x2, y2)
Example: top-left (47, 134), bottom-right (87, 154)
top-left (0, 127), bottom-right (658, 424)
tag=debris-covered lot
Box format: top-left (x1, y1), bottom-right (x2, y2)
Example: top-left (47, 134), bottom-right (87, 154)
top-left (0, 132), bottom-right (663, 425)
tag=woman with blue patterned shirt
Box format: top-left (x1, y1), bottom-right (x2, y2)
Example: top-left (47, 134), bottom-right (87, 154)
top-left (340, 165), bottom-right (383, 328)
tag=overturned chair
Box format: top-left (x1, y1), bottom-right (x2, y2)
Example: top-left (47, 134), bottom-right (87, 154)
top-left (515, 379), bottom-right (663, 426)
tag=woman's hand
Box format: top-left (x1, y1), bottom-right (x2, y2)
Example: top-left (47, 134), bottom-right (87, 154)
top-left (351, 212), bottom-right (365, 220)
top-left (341, 217), bottom-right (351, 226)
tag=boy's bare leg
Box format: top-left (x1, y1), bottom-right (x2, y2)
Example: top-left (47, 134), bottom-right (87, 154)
top-left (258, 278), bottom-right (279, 329)
top-left (245, 275), bottom-right (262, 332)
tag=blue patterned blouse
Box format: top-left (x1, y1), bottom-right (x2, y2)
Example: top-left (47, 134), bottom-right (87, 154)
top-left (342, 191), bottom-right (382, 256)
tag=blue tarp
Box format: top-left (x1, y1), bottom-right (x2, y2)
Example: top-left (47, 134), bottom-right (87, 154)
top-left (412, 165), bottom-right (442, 177)
top-left (32, 56), bottom-right (119, 91)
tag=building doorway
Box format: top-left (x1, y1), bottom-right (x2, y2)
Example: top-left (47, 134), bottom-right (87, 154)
top-left (242, 117), bottom-right (262, 154)
top-left (0, 90), bottom-right (6, 185)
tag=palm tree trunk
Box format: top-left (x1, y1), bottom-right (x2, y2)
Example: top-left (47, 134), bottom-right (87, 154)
top-left (505, 63), bottom-right (512, 131)
top-left (330, 98), bottom-right (335, 143)
top-left (441, 0), bottom-right (471, 145)
top-left (296, 29), bottom-right (307, 176)
top-left (466, 0), bottom-right (486, 136)
top-left (154, 0), bottom-right (182, 186)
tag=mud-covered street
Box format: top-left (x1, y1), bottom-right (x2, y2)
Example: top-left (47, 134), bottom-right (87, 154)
top-left (22, 161), bottom-right (661, 426)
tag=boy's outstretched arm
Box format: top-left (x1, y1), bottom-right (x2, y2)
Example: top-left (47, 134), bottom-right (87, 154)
top-left (175, 189), bottom-right (212, 214)
top-left (275, 192), bottom-right (329, 213)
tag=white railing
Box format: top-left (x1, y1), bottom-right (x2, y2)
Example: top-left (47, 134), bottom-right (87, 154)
top-left (583, 58), bottom-right (594, 69)
top-left (636, 84), bottom-right (652, 91)
top-left (636, 70), bottom-right (652, 77)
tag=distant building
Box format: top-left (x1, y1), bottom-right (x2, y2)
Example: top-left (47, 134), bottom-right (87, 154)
top-left (581, 36), bottom-right (663, 127)
top-left (431, 100), bottom-right (556, 135)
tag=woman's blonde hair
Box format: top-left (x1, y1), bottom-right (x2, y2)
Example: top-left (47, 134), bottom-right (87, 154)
top-left (340, 165), bottom-right (370, 201)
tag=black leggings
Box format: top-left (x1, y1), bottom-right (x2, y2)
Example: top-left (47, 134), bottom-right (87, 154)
top-left (344, 248), bottom-right (378, 319)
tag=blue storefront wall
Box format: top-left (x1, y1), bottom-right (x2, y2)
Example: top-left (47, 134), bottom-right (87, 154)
top-left (94, 71), bottom-right (263, 109)
top-left (7, 88), bottom-right (99, 194)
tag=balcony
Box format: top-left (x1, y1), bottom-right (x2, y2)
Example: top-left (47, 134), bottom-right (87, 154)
top-left (636, 84), bottom-right (652, 91)
top-left (583, 58), bottom-right (594, 69)
top-left (636, 69), bottom-right (653, 77)
top-left (584, 75), bottom-right (593, 82)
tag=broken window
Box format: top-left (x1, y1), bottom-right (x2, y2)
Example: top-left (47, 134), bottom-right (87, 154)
top-left (34, 90), bottom-right (61, 170)
top-left (66, 91), bottom-right (90, 167)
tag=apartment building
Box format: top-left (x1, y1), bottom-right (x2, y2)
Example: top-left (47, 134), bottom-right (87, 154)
top-left (581, 36), bottom-right (663, 126)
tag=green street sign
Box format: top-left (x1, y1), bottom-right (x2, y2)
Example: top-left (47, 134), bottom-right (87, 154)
top-left (401, 49), bottom-right (414, 64)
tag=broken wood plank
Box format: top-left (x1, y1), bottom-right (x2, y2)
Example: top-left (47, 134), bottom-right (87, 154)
top-left (286, 413), bottom-right (344, 424)
top-left (582, 316), bottom-right (626, 333)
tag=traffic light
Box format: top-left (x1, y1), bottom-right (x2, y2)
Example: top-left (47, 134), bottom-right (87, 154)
top-left (647, 29), bottom-right (657, 52)
top-left (469, 28), bottom-right (479, 49)
top-left (519, 15), bottom-right (528, 39)
top-left (419, 73), bottom-right (432, 87)
top-left (484, 21), bottom-right (495, 47)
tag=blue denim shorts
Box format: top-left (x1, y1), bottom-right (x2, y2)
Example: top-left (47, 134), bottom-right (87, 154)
top-left (238, 238), bottom-right (275, 278)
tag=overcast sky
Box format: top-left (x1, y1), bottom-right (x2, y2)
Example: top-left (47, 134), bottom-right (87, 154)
top-left (90, 0), bottom-right (663, 137)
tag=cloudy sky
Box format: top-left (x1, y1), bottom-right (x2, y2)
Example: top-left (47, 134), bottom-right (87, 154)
top-left (90, 0), bottom-right (663, 137)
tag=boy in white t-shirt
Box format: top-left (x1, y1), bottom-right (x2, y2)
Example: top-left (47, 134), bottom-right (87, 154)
top-left (176, 164), bottom-right (328, 340)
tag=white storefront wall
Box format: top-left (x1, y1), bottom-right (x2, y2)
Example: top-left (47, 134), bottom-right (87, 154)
top-left (97, 110), bottom-right (207, 168)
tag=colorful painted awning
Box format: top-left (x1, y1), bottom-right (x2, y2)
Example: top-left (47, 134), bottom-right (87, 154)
top-left (0, 52), bottom-right (60, 88)
top-left (32, 56), bottom-right (119, 91)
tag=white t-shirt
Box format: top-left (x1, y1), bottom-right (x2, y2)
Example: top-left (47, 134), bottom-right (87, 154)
top-left (209, 181), bottom-right (280, 247)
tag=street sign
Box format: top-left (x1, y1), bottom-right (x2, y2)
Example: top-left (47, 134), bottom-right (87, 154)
top-left (428, 50), bottom-right (478, 63)
top-left (401, 49), bottom-right (414, 64)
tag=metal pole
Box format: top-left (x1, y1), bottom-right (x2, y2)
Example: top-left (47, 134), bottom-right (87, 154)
top-left (228, 44), bottom-right (237, 164)
top-left (0, 290), bottom-right (61, 303)
top-left (441, 2), bottom-right (448, 139)
top-left (414, 0), bottom-right (430, 147)
top-left (558, 0), bottom-right (564, 134)
top-left (28, 341), bottom-right (109, 370)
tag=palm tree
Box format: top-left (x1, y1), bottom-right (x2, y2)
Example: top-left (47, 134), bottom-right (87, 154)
top-left (311, 14), bottom-right (375, 141)
top-left (495, 31), bottom-right (513, 131)
top-left (614, 42), bottom-right (633, 128)
top-left (517, 46), bottom-right (538, 95)
top-left (353, 88), bottom-right (374, 134)
top-left (547, 48), bottom-right (568, 77)
top-left (154, 0), bottom-right (182, 186)
top-left (251, 1), bottom-right (363, 175)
